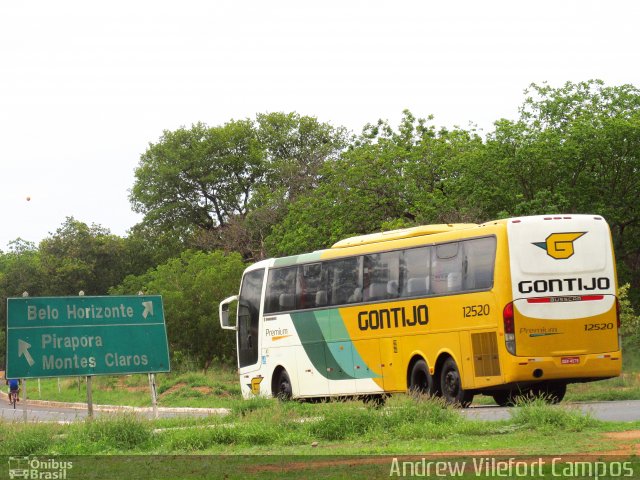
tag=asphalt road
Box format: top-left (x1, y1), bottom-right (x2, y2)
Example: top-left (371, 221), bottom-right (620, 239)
top-left (1, 399), bottom-right (639, 423)
top-left (0, 400), bottom-right (225, 422)
top-left (463, 400), bottom-right (640, 422)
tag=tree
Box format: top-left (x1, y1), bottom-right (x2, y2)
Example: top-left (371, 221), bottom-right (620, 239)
top-left (130, 113), bottom-right (347, 261)
top-left (111, 250), bottom-right (246, 367)
top-left (130, 120), bottom-right (263, 233)
top-left (265, 111), bottom-right (482, 256)
top-left (0, 239), bottom-right (44, 296)
top-left (618, 284), bottom-right (640, 358)
top-left (38, 217), bottom-right (132, 295)
top-left (454, 80), bottom-right (640, 299)
top-left (0, 240), bottom-right (45, 366)
top-left (124, 221), bottom-right (186, 270)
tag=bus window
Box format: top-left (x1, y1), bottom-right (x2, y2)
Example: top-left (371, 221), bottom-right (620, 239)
top-left (363, 251), bottom-right (400, 301)
top-left (237, 268), bottom-right (264, 368)
top-left (401, 246), bottom-right (431, 297)
top-left (431, 242), bottom-right (462, 294)
top-left (297, 263), bottom-right (328, 309)
top-left (462, 237), bottom-right (496, 291)
top-left (265, 267), bottom-right (298, 313)
top-left (327, 257), bottom-right (362, 305)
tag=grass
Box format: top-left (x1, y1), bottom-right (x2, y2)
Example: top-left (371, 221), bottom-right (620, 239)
top-left (4, 353), bottom-right (639, 479)
top-left (1, 396), bottom-right (639, 479)
top-left (20, 366), bottom-right (242, 408)
top-left (0, 395), bottom-right (637, 456)
top-left (22, 360), bottom-right (640, 410)
top-left (564, 372), bottom-right (640, 402)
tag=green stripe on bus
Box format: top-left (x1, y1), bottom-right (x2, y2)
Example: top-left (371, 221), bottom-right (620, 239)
top-left (291, 310), bottom-right (380, 380)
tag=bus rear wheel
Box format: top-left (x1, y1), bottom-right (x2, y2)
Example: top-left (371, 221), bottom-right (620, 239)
top-left (530, 382), bottom-right (566, 404)
top-left (440, 358), bottom-right (474, 407)
top-left (492, 387), bottom-right (530, 406)
top-left (408, 359), bottom-right (434, 397)
top-left (491, 390), bottom-right (515, 407)
top-left (274, 369), bottom-right (292, 401)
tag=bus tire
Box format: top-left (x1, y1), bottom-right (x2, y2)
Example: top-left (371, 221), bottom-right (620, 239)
top-left (408, 359), bottom-right (434, 397)
top-left (491, 390), bottom-right (516, 407)
top-left (440, 358), bottom-right (474, 407)
top-left (274, 369), bottom-right (292, 401)
top-left (531, 382), bottom-right (566, 404)
top-left (362, 394), bottom-right (387, 407)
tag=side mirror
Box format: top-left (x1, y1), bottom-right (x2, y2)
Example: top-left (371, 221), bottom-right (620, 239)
top-left (219, 295), bottom-right (238, 331)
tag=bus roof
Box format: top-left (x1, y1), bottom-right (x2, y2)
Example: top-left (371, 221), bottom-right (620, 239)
top-left (331, 224), bottom-right (478, 249)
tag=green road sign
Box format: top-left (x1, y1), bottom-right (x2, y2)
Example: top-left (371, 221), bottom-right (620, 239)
top-left (6, 295), bottom-right (170, 378)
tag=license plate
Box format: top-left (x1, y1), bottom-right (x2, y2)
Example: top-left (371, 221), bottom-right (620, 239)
top-left (561, 356), bottom-right (580, 365)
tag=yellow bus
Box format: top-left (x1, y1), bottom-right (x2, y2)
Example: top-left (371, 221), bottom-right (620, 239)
top-left (219, 214), bottom-right (621, 406)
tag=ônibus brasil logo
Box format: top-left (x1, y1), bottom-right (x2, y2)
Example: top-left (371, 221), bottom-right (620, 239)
top-left (532, 232), bottom-right (586, 260)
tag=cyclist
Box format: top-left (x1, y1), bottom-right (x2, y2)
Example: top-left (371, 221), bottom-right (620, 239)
top-left (6, 378), bottom-right (20, 403)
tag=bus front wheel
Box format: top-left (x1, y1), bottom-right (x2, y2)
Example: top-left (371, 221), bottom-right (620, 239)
top-left (440, 358), bottom-right (474, 407)
top-left (274, 369), bottom-right (292, 401)
top-left (408, 359), bottom-right (434, 397)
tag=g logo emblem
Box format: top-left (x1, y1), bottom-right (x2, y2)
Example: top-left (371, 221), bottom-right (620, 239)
top-left (533, 232), bottom-right (586, 259)
top-left (249, 376), bottom-right (263, 395)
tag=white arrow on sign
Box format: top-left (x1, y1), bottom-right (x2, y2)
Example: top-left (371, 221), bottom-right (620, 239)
top-left (142, 301), bottom-right (154, 319)
top-left (18, 339), bottom-right (35, 367)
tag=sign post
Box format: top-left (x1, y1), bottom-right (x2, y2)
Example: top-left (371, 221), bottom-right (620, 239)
top-left (6, 295), bottom-right (170, 380)
top-left (86, 375), bottom-right (94, 418)
top-left (22, 379), bottom-right (27, 423)
top-left (148, 373), bottom-right (158, 419)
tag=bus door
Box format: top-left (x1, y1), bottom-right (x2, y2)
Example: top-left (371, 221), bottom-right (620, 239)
top-left (507, 216), bottom-right (618, 358)
top-left (237, 269), bottom-right (265, 380)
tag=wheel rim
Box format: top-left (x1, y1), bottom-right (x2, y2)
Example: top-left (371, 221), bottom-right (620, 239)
top-left (280, 381), bottom-right (289, 394)
top-left (278, 375), bottom-right (291, 399)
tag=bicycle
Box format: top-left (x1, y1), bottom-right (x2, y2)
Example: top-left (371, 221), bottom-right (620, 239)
top-left (9, 390), bottom-right (18, 409)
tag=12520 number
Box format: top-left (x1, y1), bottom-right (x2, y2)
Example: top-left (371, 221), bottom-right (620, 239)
top-left (462, 304), bottom-right (490, 318)
top-left (584, 323), bottom-right (614, 331)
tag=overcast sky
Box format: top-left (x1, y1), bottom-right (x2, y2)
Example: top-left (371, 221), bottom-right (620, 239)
top-left (0, 1), bottom-right (637, 250)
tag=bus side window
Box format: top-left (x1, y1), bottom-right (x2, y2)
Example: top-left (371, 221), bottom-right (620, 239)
top-left (265, 267), bottom-right (298, 313)
top-left (327, 257), bottom-right (362, 306)
top-left (401, 246), bottom-right (431, 297)
top-left (463, 237), bottom-right (496, 290)
top-left (431, 242), bottom-right (462, 294)
top-left (297, 263), bottom-right (327, 309)
top-left (363, 251), bottom-right (400, 302)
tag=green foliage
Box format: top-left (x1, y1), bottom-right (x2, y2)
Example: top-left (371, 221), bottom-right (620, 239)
top-left (308, 404), bottom-right (375, 440)
top-left (0, 240), bottom-right (44, 360)
top-left (0, 395), bottom-right (610, 455)
top-left (0, 423), bottom-right (58, 455)
top-left (619, 284), bottom-right (640, 357)
top-left (76, 415), bottom-right (153, 451)
top-left (455, 80), bottom-right (640, 296)
top-left (566, 373), bottom-right (640, 402)
top-left (130, 113), bottom-right (347, 261)
top-left (510, 397), bottom-right (597, 432)
top-left (111, 250), bottom-right (246, 367)
top-left (38, 217), bottom-right (138, 296)
top-left (265, 111), bottom-right (483, 256)
top-left (3, 85), bottom-right (640, 368)
top-left (130, 120), bottom-right (263, 233)
top-left (0, 219), bottom-right (148, 364)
